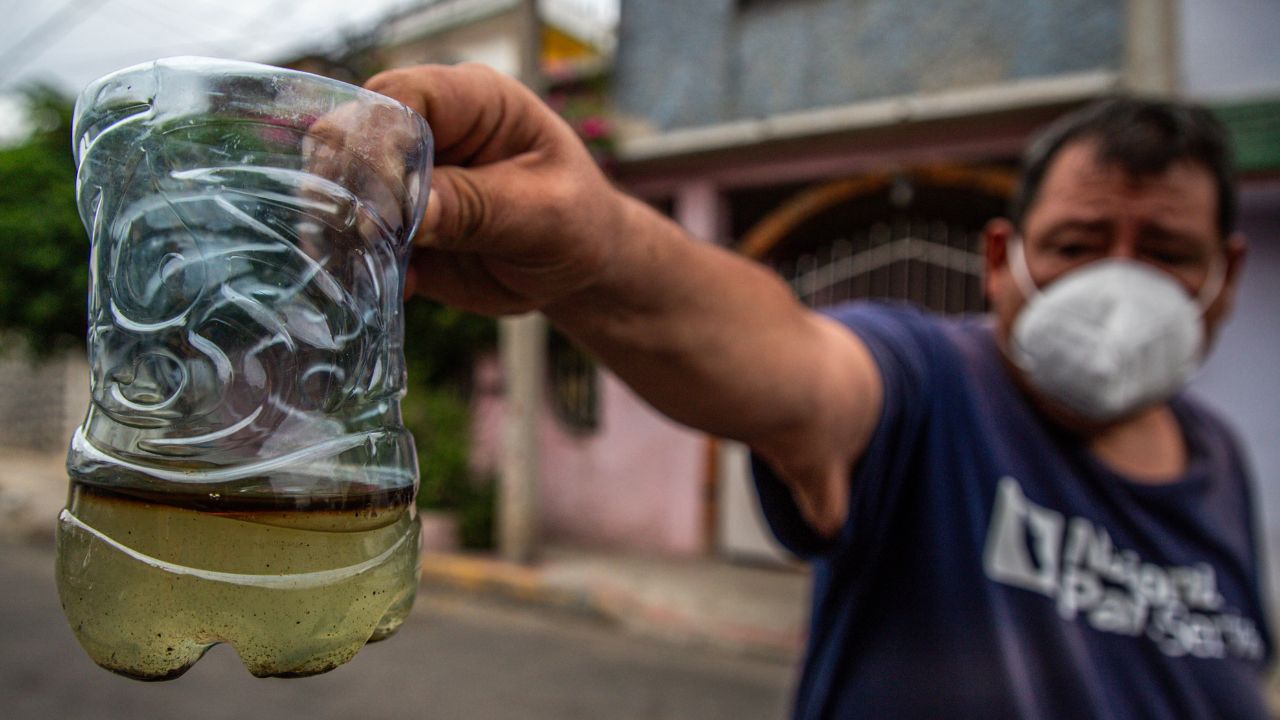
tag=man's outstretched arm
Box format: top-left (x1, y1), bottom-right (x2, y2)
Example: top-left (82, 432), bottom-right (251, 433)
top-left (366, 64), bottom-right (883, 538)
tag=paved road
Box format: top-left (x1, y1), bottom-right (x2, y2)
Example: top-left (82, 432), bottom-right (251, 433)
top-left (2, 539), bottom-right (794, 720)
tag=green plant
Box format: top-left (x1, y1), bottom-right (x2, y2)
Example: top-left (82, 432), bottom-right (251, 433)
top-left (545, 73), bottom-right (615, 169)
top-left (402, 297), bottom-right (496, 387)
top-left (0, 85), bottom-right (88, 356)
top-left (397, 297), bottom-right (497, 549)
top-left (402, 381), bottom-right (495, 550)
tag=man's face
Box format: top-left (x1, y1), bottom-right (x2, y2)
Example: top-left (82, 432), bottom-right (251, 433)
top-left (986, 138), bottom-right (1245, 355)
top-left (983, 139), bottom-right (1247, 424)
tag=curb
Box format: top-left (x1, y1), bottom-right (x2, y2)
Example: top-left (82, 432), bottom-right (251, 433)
top-left (419, 553), bottom-right (613, 621)
top-left (419, 552), bottom-right (806, 661)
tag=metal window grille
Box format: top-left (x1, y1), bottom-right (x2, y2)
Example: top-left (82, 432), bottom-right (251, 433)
top-left (547, 328), bottom-right (600, 433)
top-left (775, 219), bottom-right (987, 314)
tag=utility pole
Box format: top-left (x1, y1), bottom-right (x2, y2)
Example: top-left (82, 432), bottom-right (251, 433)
top-left (1124, 0), bottom-right (1180, 95)
top-left (497, 0), bottom-right (546, 565)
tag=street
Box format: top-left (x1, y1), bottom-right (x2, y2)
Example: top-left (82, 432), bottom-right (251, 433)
top-left (2, 539), bottom-right (794, 720)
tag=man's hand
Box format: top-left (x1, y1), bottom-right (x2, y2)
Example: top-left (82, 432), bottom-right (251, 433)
top-left (364, 63), bottom-right (622, 316)
top-left (364, 63), bottom-right (883, 540)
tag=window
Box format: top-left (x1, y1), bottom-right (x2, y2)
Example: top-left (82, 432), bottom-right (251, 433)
top-left (548, 329), bottom-right (599, 433)
top-left (732, 167), bottom-right (1014, 314)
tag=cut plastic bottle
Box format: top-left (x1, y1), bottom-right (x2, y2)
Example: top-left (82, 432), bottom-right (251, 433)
top-left (59, 57), bottom-right (432, 680)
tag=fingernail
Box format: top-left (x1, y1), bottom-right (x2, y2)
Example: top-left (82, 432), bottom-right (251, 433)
top-left (414, 229), bottom-right (437, 248)
top-left (425, 187), bottom-right (441, 227)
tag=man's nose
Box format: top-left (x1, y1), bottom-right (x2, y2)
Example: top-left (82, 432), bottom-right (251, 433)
top-left (1104, 234), bottom-right (1140, 261)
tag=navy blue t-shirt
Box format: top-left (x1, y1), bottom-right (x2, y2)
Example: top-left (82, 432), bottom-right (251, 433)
top-left (752, 303), bottom-right (1273, 720)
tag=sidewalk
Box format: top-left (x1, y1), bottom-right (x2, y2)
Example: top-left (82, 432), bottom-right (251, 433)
top-left (420, 547), bottom-right (811, 662)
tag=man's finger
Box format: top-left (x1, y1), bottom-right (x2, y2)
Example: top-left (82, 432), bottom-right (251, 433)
top-left (416, 163), bottom-right (551, 256)
top-left (408, 247), bottom-right (537, 316)
top-left (364, 63), bottom-right (564, 167)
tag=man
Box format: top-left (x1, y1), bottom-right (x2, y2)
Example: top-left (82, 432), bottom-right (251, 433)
top-left (363, 64), bottom-right (1273, 717)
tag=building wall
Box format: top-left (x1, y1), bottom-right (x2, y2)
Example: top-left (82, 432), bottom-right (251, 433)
top-left (1189, 181), bottom-right (1280, 619)
top-left (615, 0), bottom-right (1123, 132)
top-left (469, 357), bottom-right (707, 555)
top-left (381, 9), bottom-right (525, 76)
top-left (1180, 0), bottom-right (1280, 99)
top-left (1178, 0), bottom-right (1280, 625)
top-left (0, 347), bottom-right (87, 455)
top-left (536, 373), bottom-right (707, 554)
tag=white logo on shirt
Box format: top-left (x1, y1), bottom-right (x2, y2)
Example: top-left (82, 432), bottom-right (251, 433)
top-left (982, 477), bottom-right (1265, 662)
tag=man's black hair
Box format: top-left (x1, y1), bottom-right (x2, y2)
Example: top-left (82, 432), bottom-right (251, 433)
top-left (1010, 96), bottom-right (1237, 238)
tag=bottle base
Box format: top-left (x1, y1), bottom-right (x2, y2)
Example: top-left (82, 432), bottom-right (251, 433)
top-left (55, 486), bottom-right (422, 680)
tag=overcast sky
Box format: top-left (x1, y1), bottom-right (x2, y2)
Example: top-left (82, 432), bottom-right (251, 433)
top-left (0, 0), bottom-right (618, 142)
top-left (0, 0), bottom-right (426, 94)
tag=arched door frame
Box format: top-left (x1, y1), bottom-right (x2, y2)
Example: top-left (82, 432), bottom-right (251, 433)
top-left (735, 164), bottom-right (1016, 261)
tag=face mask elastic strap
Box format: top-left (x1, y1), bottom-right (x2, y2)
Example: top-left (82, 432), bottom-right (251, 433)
top-left (1006, 237), bottom-right (1040, 300)
top-left (1196, 254), bottom-right (1227, 314)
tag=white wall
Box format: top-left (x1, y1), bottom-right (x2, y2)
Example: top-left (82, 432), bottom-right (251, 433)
top-left (1180, 0), bottom-right (1280, 99)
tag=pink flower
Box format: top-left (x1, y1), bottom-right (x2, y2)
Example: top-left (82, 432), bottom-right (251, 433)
top-left (579, 116), bottom-right (608, 140)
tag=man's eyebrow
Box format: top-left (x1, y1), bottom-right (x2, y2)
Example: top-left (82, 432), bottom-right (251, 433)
top-left (1038, 219), bottom-right (1111, 241)
top-left (1136, 224), bottom-right (1206, 248)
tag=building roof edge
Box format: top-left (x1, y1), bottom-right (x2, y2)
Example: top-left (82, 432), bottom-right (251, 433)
top-left (616, 70), bottom-right (1123, 163)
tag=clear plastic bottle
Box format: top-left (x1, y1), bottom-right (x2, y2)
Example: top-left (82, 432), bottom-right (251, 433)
top-left (58, 57), bottom-right (432, 680)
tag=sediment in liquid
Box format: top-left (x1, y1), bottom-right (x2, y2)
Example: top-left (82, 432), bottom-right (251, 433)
top-left (56, 480), bottom-right (421, 680)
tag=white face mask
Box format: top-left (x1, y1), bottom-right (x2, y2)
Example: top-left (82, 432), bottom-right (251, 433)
top-left (1007, 240), bottom-right (1224, 422)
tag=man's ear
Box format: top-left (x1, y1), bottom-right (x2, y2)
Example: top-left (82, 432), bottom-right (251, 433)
top-left (983, 218), bottom-right (1017, 304)
top-left (1217, 232), bottom-right (1248, 319)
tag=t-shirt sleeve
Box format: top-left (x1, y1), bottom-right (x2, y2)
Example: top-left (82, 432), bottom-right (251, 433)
top-left (750, 302), bottom-right (944, 559)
